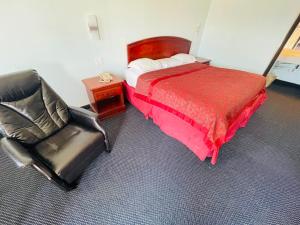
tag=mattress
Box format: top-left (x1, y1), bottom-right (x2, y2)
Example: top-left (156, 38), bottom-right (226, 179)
top-left (125, 63), bottom-right (267, 164)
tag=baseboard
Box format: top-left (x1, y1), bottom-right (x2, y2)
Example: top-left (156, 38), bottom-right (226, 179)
top-left (273, 80), bottom-right (300, 89)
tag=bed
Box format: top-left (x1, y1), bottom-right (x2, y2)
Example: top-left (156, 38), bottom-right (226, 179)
top-left (124, 36), bottom-right (267, 164)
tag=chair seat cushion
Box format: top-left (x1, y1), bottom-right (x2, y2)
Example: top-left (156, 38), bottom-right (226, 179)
top-left (34, 122), bottom-right (105, 183)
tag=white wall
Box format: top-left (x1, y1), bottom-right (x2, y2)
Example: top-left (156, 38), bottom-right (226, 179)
top-left (198, 0), bottom-right (300, 75)
top-left (0, 0), bottom-right (212, 106)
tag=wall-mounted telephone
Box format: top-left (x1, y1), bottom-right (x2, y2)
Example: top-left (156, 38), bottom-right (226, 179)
top-left (98, 72), bottom-right (113, 83)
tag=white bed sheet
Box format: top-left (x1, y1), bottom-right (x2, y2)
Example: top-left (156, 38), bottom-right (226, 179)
top-left (125, 67), bottom-right (144, 87)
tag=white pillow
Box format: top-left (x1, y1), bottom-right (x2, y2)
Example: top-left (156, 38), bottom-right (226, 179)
top-left (128, 58), bottom-right (162, 73)
top-left (157, 58), bottom-right (183, 68)
top-left (171, 53), bottom-right (196, 64)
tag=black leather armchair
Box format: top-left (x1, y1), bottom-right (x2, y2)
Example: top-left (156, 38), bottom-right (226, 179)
top-left (0, 70), bottom-right (110, 191)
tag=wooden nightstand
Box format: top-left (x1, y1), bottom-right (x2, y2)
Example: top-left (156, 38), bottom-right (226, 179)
top-left (82, 75), bottom-right (126, 120)
top-left (196, 57), bottom-right (211, 65)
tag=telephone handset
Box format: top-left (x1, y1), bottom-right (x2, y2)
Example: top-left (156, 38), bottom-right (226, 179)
top-left (98, 72), bottom-right (113, 83)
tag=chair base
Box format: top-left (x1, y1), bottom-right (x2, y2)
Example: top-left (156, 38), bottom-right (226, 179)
top-left (32, 147), bottom-right (112, 191)
top-left (105, 146), bottom-right (111, 153)
top-left (50, 174), bottom-right (78, 191)
top-left (32, 162), bottom-right (78, 192)
top-left (104, 139), bottom-right (111, 153)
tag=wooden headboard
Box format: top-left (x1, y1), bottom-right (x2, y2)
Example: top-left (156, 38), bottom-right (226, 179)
top-left (127, 36), bottom-right (191, 63)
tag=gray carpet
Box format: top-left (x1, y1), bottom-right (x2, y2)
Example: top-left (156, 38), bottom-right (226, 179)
top-left (0, 82), bottom-right (299, 225)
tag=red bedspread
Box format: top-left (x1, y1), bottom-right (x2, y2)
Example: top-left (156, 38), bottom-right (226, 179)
top-left (134, 63), bottom-right (266, 164)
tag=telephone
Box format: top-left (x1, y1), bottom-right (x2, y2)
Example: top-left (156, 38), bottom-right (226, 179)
top-left (98, 72), bottom-right (113, 83)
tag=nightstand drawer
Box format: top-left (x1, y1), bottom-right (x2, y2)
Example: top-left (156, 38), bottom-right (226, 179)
top-left (94, 86), bottom-right (122, 100)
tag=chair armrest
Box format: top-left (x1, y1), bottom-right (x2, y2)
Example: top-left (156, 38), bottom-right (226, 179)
top-left (69, 106), bottom-right (99, 126)
top-left (68, 106), bottom-right (110, 151)
top-left (0, 137), bottom-right (33, 168)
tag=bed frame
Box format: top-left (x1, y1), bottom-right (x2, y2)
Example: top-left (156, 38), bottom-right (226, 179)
top-left (127, 36), bottom-right (191, 63)
top-left (124, 36), bottom-right (267, 165)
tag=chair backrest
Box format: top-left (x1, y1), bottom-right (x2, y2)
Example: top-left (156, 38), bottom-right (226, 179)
top-left (0, 70), bottom-right (69, 144)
